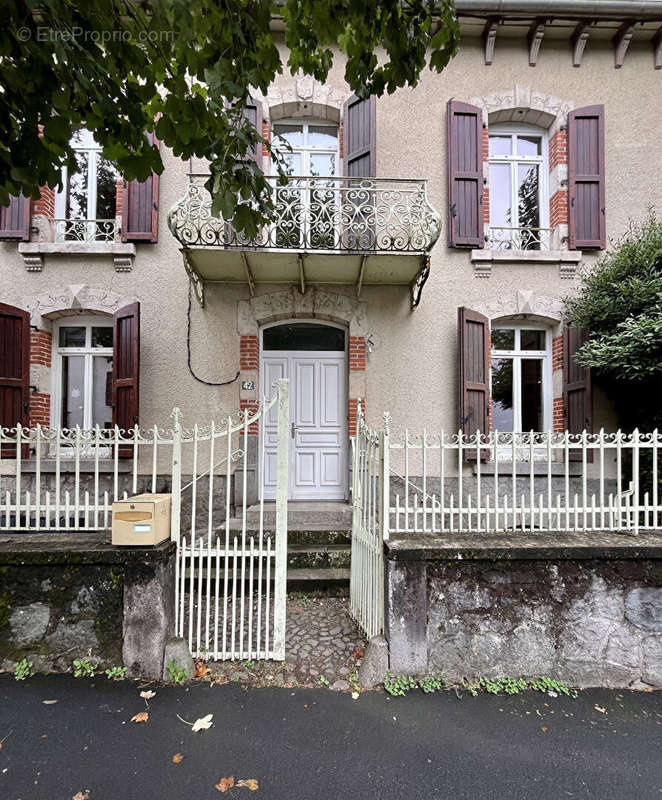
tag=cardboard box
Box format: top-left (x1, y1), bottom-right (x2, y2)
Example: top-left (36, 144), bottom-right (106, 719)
top-left (111, 493), bottom-right (172, 546)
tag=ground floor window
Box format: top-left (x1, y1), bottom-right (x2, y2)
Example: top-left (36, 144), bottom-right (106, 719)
top-left (491, 323), bottom-right (551, 433)
top-left (53, 316), bottom-right (113, 429)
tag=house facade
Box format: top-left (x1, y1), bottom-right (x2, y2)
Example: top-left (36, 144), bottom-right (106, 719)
top-left (1, 4), bottom-right (661, 505)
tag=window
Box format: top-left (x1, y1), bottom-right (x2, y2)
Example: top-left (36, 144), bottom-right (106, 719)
top-left (53, 317), bottom-right (113, 430)
top-left (54, 130), bottom-right (120, 242)
top-left (488, 125), bottom-right (549, 251)
top-left (271, 119), bottom-right (339, 249)
top-left (491, 323), bottom-right (551, 433)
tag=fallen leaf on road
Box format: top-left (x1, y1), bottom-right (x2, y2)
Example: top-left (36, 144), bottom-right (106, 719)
top-left (140, 690), bottom-right (156, 700)
top-left (351, 692), bottom-right (359, 700)
top-left (541, 727), bottom-right (547, 733)
top-left (215, 776), bottom-right (235, 792)
top-left (42, 700), bottom-right (58, 705)
top-left (191, 713), bottom-right (214, 732)
top-left (237, 779), bottom-right (259, 791)
top-left (594, 705), bottom-right (606, 714)
top-left (72, 792), bottom-right (90, 800)
top-left (172, 752), bottom-right (184, 764)
top-left (131, 711), bottom-right (149, 724)
top-left (195, 659), bottom-right (209, 678)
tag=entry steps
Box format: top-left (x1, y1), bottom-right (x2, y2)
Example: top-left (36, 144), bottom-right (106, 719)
top-left (226, 502), bottom-right (352, 586)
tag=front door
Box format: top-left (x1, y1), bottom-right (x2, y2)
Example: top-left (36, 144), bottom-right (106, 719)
top-left (261, 323), bottom-right (347, 500)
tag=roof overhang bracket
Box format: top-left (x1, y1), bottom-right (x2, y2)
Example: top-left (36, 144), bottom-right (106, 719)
top-left (410, 255), bottom-right (430, 311)
top-left (571, 22), bottom-right (591, 67)
top-left (298, 253), bottom-right (306, 295)
top-left (483, 18), bottom-right (499, 65)
top-left (241, 252), bottom-right (255, 297)
top-left (527, 19), bottom-right (545, 67)
top-left (356, 254), bottom-right (368, 298)
top-left (653, 26), bottom-right (662, 69)
top-left (182, 249), bottom-right (205, 308)
top-left (613, 22), bottom-right (634, 68)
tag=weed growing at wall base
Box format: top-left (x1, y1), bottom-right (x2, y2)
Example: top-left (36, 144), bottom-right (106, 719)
top-left (14, 658), bottom-right (33, 681)
top-left (166, 660), bottom-right (188, 685)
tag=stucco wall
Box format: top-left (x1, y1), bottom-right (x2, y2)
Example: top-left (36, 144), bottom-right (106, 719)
top-left (0, 32), bottom-right (659, 440)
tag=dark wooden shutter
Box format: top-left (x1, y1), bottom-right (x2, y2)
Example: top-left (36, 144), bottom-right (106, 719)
top-left (121, 132), bottom-right (160, 243)
top-left (112, 303), bottom-right (140, 457)
top-left (458, 307), bottom-right (490, 438)
top-left (0, 303), bottom-right (30, 458)
top-left (563, 326), bottom-right (592, 461)
top-left (0, 194), bottom-right (31, 241)
top-left (241, 97), bottom-right (263, 168)
top-left (568, 105), bottom-right (605, 250)
top-left (343, 95), bottom-right (376, 177)
top-left (447, 100), bottom-right (483, 248)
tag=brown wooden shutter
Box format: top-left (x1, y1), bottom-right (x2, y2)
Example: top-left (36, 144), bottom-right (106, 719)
top-left (563, 326), bottom-right (592, 461)
top-left (241, 97), bottom-right (263, 168)
top-left (112, 302), bottom-right (140, 457)
top-left (343, 95), bottom-right (376, 177)
top-left (458, 307), bottom-right (490, 438)
top-left (0, 194), bottom-right (31, 241)
top-left (568, 105), bottom-right (605, 250)
top-left (447, 100), bottom-right (483, 248)
top-left (0, 303), bottom-right (30, 458)
top-left (121, 133), bottom-right (160, 243)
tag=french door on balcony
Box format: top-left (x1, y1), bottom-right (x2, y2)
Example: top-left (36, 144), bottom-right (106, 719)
top-left (271, 120), bottom-right (339, 250)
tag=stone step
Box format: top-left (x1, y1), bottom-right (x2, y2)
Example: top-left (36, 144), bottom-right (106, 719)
top-left (222, 526), bottom-right (351, 546)
top-left (287, 543), bottom-right (351, 570)
top-left (244, 502), bottom-right (353, 529)
top-left (287, 567), bottom-right (350, 582)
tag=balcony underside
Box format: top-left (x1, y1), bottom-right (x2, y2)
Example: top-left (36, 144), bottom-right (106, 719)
top-left (181, 247), bottom-right (431, 308)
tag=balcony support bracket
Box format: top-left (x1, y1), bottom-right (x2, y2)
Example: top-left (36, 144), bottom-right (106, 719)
top-left (356, 254), bottom-right (368, 299)
top-left (241, 252), bottom-right (256, 297)
top-left (182, 249), bottom-right (205, 308)
top-left (411, 256), bottom-right (431, 310)
top-left (298, 253), bottom-right (306, 295)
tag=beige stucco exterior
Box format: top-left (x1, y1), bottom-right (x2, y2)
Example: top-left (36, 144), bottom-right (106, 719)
top-left (1, 27), bottom-right (660, 445)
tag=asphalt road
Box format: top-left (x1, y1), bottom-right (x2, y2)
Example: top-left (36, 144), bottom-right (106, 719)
top-left (1, 674), bottom-right (661, 800)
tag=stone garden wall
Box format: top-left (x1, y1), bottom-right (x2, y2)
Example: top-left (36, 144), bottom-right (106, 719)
top-left (385, 533), bottom-right (662, 689)
top-left (0, 534), bottom-right (176, 679)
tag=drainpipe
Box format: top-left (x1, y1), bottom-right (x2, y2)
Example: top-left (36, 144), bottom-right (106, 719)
top-left (455, 0), bottom-right (662, 18)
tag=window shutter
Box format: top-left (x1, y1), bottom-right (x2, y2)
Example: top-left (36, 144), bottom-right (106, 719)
top-left (563, 326), bottom-right (592, 461)
top-left (121, 133), bottom-right (160, 243)
top-left (458, 307), bottom-right (490, 438)
top-left (568, 105), bottom-right (605, 250)
top-left (241, 97), bottom-right (263, 168)
top-left (343, 95), bottom-right (376, 177)
top-left (0, 194), bottom-right (31, 241)
top-left (447, 100), bottom-right (483, 248)
top-left (112, 302), bottom-right (140, 458)
top-left (0, 303), bottom-right (30, 459)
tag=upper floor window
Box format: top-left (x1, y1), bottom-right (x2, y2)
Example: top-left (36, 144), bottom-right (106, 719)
top-left (488, 125), bottom-right (549, 251)
top-left (272, 120), bottom-right (339, 177)
top-left (54, 130), bottom-right (120, 243)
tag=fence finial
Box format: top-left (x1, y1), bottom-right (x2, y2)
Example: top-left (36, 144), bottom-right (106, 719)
top-left (383, 411), bottom-right (391, 435)
top-left (170, 407), bottom-right (182, 428)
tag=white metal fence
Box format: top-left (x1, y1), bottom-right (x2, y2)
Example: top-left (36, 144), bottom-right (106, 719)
top-left (0, 378), bottom-right (291, 662)
top-left (349, 404), bottom-right (387, 639)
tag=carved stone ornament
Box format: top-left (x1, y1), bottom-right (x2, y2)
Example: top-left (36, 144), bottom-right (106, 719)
top-left (472, 290), bottom-right (564, 323)
top-left (25, 284), bottom-right (135, 329)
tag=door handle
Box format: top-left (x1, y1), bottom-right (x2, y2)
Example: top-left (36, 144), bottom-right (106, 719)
top-left (291, 422), bottom-right (298, 440)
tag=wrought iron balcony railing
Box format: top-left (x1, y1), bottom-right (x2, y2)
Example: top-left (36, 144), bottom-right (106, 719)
top-left (168, 174), bottom-right (441, 254)
top-left (487, 226), bottom-right (552, 251)
top-left (52, 218), bottom-right (117, 243)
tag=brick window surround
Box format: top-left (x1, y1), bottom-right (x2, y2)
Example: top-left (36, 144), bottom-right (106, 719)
top-left (28, 329), bottom-right (53, 428)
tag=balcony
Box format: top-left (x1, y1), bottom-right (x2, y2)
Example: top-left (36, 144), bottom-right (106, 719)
top-left (168, 174), bottom-right (441, 307)
top-left (52, 218), bottom-right (117, 243)
top-left (486, 226), bottom-right (552, 251)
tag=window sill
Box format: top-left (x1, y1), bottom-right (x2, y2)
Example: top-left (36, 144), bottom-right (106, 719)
top-left (18, 242), bottom-right (136, 273)
top-left (470, 249), bottom-right (582, 279)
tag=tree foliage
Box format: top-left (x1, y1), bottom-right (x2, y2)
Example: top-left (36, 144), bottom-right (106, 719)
top-left (1, 0), bottom-right (459, 233)
top-left (564, 214), bottom-right (662, 429)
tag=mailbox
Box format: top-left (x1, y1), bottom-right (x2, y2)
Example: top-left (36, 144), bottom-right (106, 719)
top-left (111, 493), bottom-right (172, 546)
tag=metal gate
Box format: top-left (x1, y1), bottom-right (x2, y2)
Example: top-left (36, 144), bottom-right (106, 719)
top-left (174, 378), bottom-right (290, 660)
top-left (349, 402), bottom-right (386, 639)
